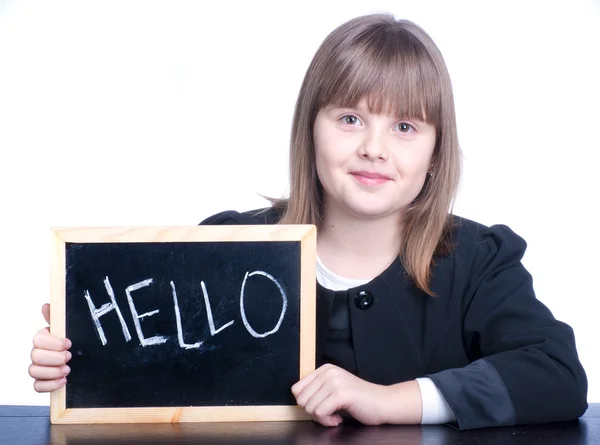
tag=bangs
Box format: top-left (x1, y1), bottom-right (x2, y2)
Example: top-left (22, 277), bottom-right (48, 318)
top-left (316, 26), bottom-right (442, 124)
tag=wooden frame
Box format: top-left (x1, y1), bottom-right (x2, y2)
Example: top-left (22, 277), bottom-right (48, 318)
top-left (50, 225), bottom-right (316, 424)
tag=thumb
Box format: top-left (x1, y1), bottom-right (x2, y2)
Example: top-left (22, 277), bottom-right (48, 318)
top-left (41, 303), bottom-right (50, 325)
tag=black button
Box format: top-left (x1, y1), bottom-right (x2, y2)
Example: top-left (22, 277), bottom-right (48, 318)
top-left (354, 290), bottom-right (374, 310)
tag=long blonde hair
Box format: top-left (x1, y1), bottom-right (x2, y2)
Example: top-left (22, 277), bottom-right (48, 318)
top-left (274, 13), bottom-right (461, 296)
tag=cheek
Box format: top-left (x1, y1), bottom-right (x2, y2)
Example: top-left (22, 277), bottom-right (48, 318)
top-left (393, 154), bottom-right (431, 178)
top-left (313, 120), bottom-right (350, 166)
top-left (394, 138), bottom-right (435, 177)
top-left (313, 143), bottom-right (329, 186)
top-left (314, 151), bottom-right (337, 193)
top-left (314, 137), bottom-right (343, 179)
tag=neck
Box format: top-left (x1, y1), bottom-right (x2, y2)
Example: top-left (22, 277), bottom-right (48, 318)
top-left (317, 205), bottom-right (403, 280)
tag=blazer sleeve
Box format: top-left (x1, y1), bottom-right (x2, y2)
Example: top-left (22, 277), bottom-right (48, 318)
top-left (199, 207), bottom-right (278, 226)
top-left (199, 210), bottom-right (240, 225)
top-left (427, 224), bottom-right (588, 430)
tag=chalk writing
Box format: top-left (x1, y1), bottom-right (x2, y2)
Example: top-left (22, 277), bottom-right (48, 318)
top-left (83, 277), bottom-right (132, 346)
top-left (201, 280), bottom-right (235, 336)
top-left (125, 278), bottom-right (168, 347)
top-left (240, 271), bottom-right (288, 338)
top-left (170, 281), bottom-right (203, 350)
top-left (84, 270), bottom-right (287, 348)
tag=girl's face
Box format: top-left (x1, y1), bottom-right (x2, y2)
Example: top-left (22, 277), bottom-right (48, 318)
top-left (313, 98), bottom-right (436, 221)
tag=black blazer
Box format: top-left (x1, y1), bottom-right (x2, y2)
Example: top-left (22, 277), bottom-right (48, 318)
top-left (200, 207), bottom-right (588, 430)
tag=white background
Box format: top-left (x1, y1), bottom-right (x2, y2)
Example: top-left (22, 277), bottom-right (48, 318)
top-left (0, 0), bottom-right (599, 407)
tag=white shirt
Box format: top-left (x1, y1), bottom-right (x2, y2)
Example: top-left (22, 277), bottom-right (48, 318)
top-left (316, 255), bottom-right (456, 424)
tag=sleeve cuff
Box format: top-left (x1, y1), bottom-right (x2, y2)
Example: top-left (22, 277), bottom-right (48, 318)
top-left (416, 377), bottom-right (456, 424)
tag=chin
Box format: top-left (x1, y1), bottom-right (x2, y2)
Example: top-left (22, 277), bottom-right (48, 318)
top-left (346, 202), bottom-right (399, 219)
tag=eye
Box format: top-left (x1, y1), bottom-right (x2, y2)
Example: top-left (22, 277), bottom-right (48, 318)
top-left (396, 122), bottom-right (414, 133)
top-left (341, 115), bottom-right (362, 126)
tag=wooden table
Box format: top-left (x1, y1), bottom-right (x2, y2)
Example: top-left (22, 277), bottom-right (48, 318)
top-left (1, 404), bottom-right (599, 445)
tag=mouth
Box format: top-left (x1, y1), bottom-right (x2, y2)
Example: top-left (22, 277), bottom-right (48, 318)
top-left (350, 171), bottom-right (392, 186)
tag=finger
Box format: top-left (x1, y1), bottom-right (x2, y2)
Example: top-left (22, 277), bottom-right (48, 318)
top-left (313, 393), bottom-right (344, 427)
top-left (31, 348), bottom-right (72, 366)
top-left (312, 413), bottom-right (343, 427)
top-left (28, 364), bottom-right (70, 380)
top-left (292, 364), bottom-right (334, 397)
top-left (33, 329), bottom-right (71, 352)
top-left (292, 374), bottom-right (318, 398)
top-left (33, 377), bottom-right (66, 393)
top-left (304, 384), bottom-right (333, 415)
top-left (295, 375), bottom-right (328, 409)
top-left (42, 303), bottom-right (50, 325)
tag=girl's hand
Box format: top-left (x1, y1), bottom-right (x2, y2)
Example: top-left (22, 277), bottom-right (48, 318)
top-left (291, 364), bottom-right (422, 427)
top-left (28, 303), bottom-right (72, 393)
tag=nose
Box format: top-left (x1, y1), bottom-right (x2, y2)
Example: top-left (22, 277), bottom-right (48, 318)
top-left (357, 128), bottom-right (388, 161)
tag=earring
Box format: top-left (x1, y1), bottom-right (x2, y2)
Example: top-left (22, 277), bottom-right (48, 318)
top-left (427, 164), bottom-right (434, 177)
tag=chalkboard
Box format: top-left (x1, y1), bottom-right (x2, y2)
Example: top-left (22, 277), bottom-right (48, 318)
top-left (49, 225), bottom-right (316, 424)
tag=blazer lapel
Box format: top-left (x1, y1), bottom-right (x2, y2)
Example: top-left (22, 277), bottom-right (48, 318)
top-left (315, 283), bottom-right (335, 367)
top-left (348, 257), bottom-right (426, 384)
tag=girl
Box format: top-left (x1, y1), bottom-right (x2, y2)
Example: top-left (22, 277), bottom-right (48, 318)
top-left (28, 13), bottom-right (588, 430)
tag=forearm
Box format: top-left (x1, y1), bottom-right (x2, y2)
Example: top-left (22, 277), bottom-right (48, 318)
top-left (381, 380), bottom-right (423, 424)
top-left (379, 378), bottom-right (456, 425)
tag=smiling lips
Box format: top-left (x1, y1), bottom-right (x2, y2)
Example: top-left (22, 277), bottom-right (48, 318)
top-left (350, 171), bottom-right (392, 186)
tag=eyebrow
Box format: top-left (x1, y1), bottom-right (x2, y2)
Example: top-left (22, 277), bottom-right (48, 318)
top-left (326, 104), bottom-right (427, 122)
top-left (324, 104), bottom-right (371, 116)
